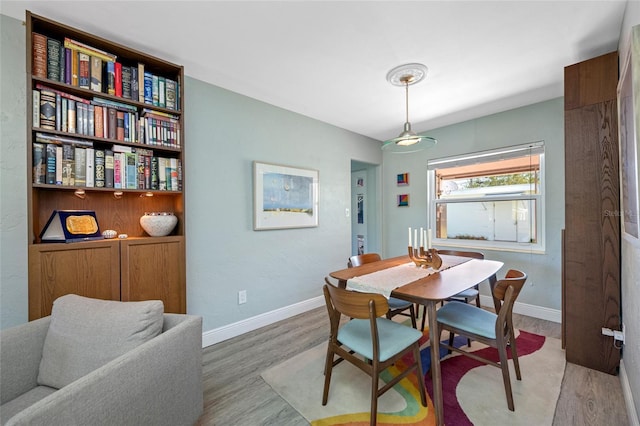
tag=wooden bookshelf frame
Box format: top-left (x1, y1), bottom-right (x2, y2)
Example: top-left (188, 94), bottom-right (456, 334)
top-left (26, 11), bottom-right (186, 317)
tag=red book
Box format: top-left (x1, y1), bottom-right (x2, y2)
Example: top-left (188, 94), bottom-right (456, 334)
top-left (94, 105), bottom-right (104, 138)
top-left (32, 33), bottom-right (47, 78)
top-left (114, 62), bottom-right (122, 97)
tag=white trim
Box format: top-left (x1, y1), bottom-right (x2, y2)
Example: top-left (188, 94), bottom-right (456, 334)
top-left (479, 294), bottom-right (561, 323)
top-left (201, 296), bottom-right (325, 348)
top-left (202, 294), bottom-right (561, 348)
top-left (621, 359), bottom-right (640, 426)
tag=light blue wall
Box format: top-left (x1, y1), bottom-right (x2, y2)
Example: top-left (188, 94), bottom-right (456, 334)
top-left (382, 98), bottom-right (565, 310)
top-left (183, 78), bottom-right (382, 331)
top-left (0, 14), bottom-right (28, 329)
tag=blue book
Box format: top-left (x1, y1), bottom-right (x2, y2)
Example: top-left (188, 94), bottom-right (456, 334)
top-left (144, 72), bottom-right (153, 105)
top-left (123, 112), bottom-right (129, 141)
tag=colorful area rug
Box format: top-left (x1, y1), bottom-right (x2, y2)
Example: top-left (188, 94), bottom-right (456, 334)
top-left (261, 330), bottom-right (564, 425)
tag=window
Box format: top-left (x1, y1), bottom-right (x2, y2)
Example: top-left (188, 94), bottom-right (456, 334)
top-left (427, 142), bottom-right (545, 252)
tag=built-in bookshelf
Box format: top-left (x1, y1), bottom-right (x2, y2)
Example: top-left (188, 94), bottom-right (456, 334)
top-left (26, 11), bottom-right (186, 318)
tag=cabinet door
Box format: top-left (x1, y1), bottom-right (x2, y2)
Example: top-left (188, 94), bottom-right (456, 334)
top-left (28, 240), bottom-right (121, 320)
top-left (120, 236), bottom-right (186, 313)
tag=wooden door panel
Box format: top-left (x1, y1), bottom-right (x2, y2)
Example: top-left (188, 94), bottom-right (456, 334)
top-left (120, 236), bottom-right (186, 313)
top-left (28, 240), bottom-right (120, 320)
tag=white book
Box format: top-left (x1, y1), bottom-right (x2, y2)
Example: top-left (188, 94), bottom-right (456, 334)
top-left (85, 147), bottom-right (95, 187)
top-left (170, 157), bottom-right (178, 191)
top-left (55, 146), bottom-right (63, 185)
top-left (158, 157), bottom-right (167, 190)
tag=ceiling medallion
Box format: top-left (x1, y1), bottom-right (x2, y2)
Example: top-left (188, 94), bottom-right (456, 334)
top-left (382, 63), bottom-right (437, 153)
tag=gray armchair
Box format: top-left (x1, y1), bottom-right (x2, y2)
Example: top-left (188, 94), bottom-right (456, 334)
top-left (0, 296), bottom-right (203, 426)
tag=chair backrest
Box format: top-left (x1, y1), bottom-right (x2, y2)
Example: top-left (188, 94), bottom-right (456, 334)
top-left (493, 269), bottom-right (527, 320)
top-left (347, 253), bottom-right (382, 268)
top-left (323, 283), bottom-right (389, 320)
top-left (436, 249), bottom-right (484, 259)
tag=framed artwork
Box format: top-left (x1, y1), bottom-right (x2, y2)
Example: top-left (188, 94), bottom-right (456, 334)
top-left (357, 177), bottom-right (364, 187)
top-left (357, 194), bottom-right (364, 224)
top-left (253, 161), bottom-right (319, 230)
top-left (357, 234), bottom-right (365, 255)
top-left (397, 172), bottom-right (409, 186)
top-left (618, 32), bottom-right (640, 239)
top-left (397, 194), bottom-right (409, 207)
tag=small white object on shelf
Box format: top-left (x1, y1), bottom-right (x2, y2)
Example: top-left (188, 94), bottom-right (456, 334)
top-left (140, 212), bottom-right (178, 237)
top-left (102, 230), bottom-right (117, 239)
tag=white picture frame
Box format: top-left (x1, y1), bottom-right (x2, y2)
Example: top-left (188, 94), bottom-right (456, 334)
top-left (253, 161), bottom-right (319, 230)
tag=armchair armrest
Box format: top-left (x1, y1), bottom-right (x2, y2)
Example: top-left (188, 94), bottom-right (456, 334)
top-left (6, 314), bottom-right (203, 426)
top-left (0, 317), bottom-right (51, 404)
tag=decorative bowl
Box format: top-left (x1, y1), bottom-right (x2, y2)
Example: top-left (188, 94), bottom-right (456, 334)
top-left (140, 212), bottom-right (178, 237)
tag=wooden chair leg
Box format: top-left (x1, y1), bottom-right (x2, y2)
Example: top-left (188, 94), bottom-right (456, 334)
top-left (420, 305), bottom-right (427, 331)
top-left (447, 331), bottom-right (455, 354)
top-left (322, 346), bottom-right (334, 405)
top-left (413, 343), bottom-right (428, 407)
top-left (498, 345), bottom-right (515, 411)
top-left (370, 368), bottom-right (379, 426)
top-left (409, 304), bottom-right (417, 329)
top-left (509, 328), bottom-right (522, 380)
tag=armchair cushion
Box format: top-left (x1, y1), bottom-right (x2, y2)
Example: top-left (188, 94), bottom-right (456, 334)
top-left (37, 294), bottom-right (164, 389)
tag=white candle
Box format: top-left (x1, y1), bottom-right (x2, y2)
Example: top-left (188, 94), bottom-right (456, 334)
top-left (428, 228), bottom-right (432, 249)
top-left (423, 229), bottom-right (428, 250)
top-left (414, 229), bottom-right (418, 249)
top-left (420, 227), bottom-right (424, 247)
top-left (408, 227), bottom-right (412, 247)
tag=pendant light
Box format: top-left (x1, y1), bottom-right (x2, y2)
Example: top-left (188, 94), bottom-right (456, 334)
top-left (382, 63), bottom-right (437, 153)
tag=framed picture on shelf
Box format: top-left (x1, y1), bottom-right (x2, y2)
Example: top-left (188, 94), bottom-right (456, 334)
top-left (397, 172), bottom-right (409, 186)
top-left (618, 29), bottom-right (640, 239)
top-left (397, 194), bottom-right (409, 207)
top-left (253, 161), bottom-right (319, 230)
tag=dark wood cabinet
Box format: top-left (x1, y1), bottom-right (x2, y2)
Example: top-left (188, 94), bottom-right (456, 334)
top-left (563, 51), bottom-right (621, 374)
top-left (26, 11), bottom-right (186, 319)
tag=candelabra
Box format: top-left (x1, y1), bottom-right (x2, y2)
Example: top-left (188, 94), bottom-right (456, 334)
top-left (408, 246), bottom-right (443, 270)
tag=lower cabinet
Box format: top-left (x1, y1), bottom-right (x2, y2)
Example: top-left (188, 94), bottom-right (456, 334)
top-left (28, 236), bottom-right (185, 320)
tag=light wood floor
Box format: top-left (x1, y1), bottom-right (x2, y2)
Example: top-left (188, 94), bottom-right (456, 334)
top-left (197, 307), bottom-right (629, 426)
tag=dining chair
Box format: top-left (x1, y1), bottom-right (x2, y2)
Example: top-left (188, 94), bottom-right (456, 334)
top-left (419, 249), bottom-right (485, 332)
top-left (435, 269), bottom-right (528, 411)
top-left (348, 253), bottom-right (418, 329)
top-left (322, 283), bottom-right (427, 426)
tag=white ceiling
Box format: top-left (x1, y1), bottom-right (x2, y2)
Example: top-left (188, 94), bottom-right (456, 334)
top-left (1, 1), bottom-right (629, 143)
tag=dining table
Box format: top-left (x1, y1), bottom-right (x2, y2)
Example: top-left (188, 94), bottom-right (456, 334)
top-left (329, 253), bottom-right (504, 426)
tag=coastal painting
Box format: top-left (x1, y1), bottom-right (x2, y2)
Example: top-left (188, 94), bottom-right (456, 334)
top-left (254, 162), bottom-right (319, 230)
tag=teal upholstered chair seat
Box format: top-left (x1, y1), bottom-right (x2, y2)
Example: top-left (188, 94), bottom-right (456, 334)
top-left (436, 301), bottom-right (497, 340)
top-left (337, 318), bottom-right (423, 362)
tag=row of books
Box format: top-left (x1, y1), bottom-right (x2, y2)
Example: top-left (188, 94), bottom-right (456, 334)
top-left (34, 85), bottom-right (181, 148)
top-left (32, 33), bottom-right (180, 111)
top-left (33, 134), bottom-right (182, 191)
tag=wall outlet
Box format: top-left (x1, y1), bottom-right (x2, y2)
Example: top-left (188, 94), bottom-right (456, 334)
top-left (238, 290), bottom-right (247, 305)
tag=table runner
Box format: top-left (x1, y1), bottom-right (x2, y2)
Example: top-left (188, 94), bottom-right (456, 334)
top-left (346, 255), bottom-right (471, 298)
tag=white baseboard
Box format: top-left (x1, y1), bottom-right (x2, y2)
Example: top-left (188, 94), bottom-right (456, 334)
top-left (620, 359), bottom-right (640, 426)
top-left (202, 296), bottom-right (325, 348)
top-left (480, 295), bottom-right (561, 323)
top-left (202, 294), bottom-right (560, 348)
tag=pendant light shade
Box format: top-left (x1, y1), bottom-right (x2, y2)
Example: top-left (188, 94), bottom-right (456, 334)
top-left (382, 63), bottom-right (437, 153)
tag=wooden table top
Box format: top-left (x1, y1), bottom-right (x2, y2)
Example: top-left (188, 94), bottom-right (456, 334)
top-left (329, 255), bottom-right (504, 304)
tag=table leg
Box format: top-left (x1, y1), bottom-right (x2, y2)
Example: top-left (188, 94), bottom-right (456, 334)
top-left (427, 301), bottom-right (444, 426)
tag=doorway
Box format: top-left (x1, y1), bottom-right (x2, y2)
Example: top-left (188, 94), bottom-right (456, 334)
top-left (350, 161), bottom-right (380, 256)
